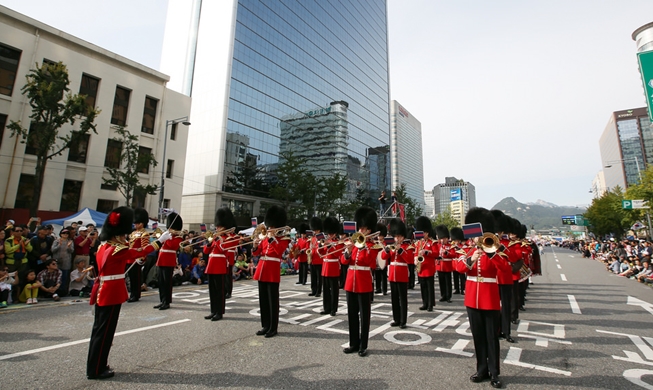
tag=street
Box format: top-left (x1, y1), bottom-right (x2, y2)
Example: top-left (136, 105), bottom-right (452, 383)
top-left (2, 248), bottom-right (653, 389)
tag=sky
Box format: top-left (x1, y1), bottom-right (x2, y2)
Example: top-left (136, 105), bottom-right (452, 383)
top-left (2, 0), bottom-right (653, 209)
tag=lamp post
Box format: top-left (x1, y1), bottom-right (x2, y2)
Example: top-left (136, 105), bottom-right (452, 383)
top-left (158, 116), bottom-right (190, 223)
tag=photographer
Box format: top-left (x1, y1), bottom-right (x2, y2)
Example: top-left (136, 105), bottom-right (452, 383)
top-left (74, 226), bottom-right (98, 271)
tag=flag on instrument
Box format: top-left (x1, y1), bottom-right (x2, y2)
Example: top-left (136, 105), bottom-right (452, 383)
top-left (151, 222), bottom-right (158, 229)
top-left (343, 221), bottom-right (356, 234)
top-left (462, 223), bottom-right (483, 238)
top-left (251, 217), bottom-right (258, 227)
top-left (306, 230), bottom-right (314, 237)
top-left (413, 231), bottom-right (424, 240)
top-left (200, 223), bottom-right (206, 232)
top-left (384, 236), bottom-right (395, 245)
top-left (315, 232), bottom-right (325, 240)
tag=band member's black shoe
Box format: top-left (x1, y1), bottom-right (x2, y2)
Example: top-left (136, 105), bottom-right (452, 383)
top-left (358, 349), bottom-right (368, 357)
top-left (390, 321), bottom-right (400, 327)
top-left (330, 311), bottom-right (337, 316)
top-left (153, 303), bottom-right (162, 309)
top-left (375, 290), bottom-right (382, 294)
top-left (88, 368), bottom-right (115, 380)
top-left (295, 282), bottom-right (302, 285)
top-left (127, 297), bottom-right (138, 302)
top-left (400, 323), bottom-right (407, 329)
top-left (264, 330), bottom-right (277, 338)
top-left (427, 307), bottom-right (433, 312)
top-left (490, 377), bottom-right (502, 388)
top-left (498, 333), bottom-right (506, 340)
top-left (320, 311), bottom-right (329, 315)
top-left (470, 373), bottom-right (489, 383)
top-left (519, 306), bottom-right (526, 311)
top-left (308, 293), bottom-right (316, 296)
top-left (505, 336), bottom-right (515, 343)
top-left (419, 306), bottom-right (427, 310)
top-left (343, 347), bottom-right (359, 354)
top-left (315, 294), bottom-right (321, 297)
top-left (159, 304), bottom-right (170, 310)
top-left (446, 300), bottom-right (452, 303)
top-left (211, 315), bottom-right (222, 321)
top-left (511, 320), bottom-right (518, 325)
top-left (453, 290), bottom-right (460, 295)
top-left (439, 297), bottom-right (447, 302)
top-left (205, 313), bottom-right (216, 320)
top-left (225, 294), bottom-right (231, 299)
top-left (383, 292), bottom-right (387, 296)
top-left (256, 328), bottom-right (269, 336)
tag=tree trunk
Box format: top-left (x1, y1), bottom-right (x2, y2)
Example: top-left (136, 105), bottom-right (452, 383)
top-left (30, 156), bottom-right (47, 217)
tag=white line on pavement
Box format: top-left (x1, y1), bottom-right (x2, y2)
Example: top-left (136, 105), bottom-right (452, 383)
top-left (0, 319), bottom-right (191, 361)
top-left (555, 259), bottom-right (559, 262)
top-left (560, 274), bottom-right (567, 281)
top-left (567, 295), bottom-right (581, 314)
top-left (556, 264), bottom-right (562, 269)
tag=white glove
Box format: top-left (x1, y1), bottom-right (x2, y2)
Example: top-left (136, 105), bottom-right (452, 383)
top-left (137, 259), bottom-right (144, 265)
top-left (158, 230), bottom-right (172, 243)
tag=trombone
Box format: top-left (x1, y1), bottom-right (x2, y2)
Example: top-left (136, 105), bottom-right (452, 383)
top-left (229, 225), bottom-right (292, 250)
top-left (179, 227), bottom-right (236, 249)
top-left (324, 231), bottom-right (381, 256)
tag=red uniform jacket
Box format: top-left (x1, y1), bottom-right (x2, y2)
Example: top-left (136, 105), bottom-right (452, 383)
top-left (295, 237), bottom-right (309, 263)
top-left (404, 239), bottom-right (415, 265)
top-left (321, 237), bottom-right (341, 277)
top-left (128, 229), bottom-right (150, 264)
top-left (91, 240), bottom-right (159, 306)
top-left (455, 248), bottom-right (513, 310)
top-left (383, 242), bottom-right (412, 283)
top-left (416, 238), bottom-right (437, 278)
top-left (496, 237), bottom-right (516, 285)
top-left (156, 236), bottom-right (183, 268)
top-left (341, 240), bottom-right (379, 293)
top-left (204, 233), bottom-right (238, 275)
top-left (508, 240), bottom-right (524, 281)
top-left (253, 236), bottom-right (290, 283)
top-left (309, 236), bottom-right (324, 266)
top-left (439, 242), bottom-right (457, 273)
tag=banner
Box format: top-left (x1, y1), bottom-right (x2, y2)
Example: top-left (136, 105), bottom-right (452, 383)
top-left (637, 51), bottom-right (653, 122)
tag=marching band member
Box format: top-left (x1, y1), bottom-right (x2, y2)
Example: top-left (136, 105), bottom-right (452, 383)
top-left (127, 208), bottom-right (150, 302)
top-left (374, 223), bottom-right (388, 296)
top-left (519, 224), bottom-right (534, 312)
top-left (252, 205), bottom-right (289, 338)
top-left (154, 212), bottom-right (184, 311)
top-left (507, 218), bottom-right (524, 325)
top-left (382, 218), bottom-right (411, 328)
top-left (491, 210), bottom-right (517, 343)
top-left (203, 208), bottom-right (237, 321)
top-left (450, 227), bottom-right (468, 295)
top-left (340, 206), bottom-right (379, 357)
top-left (435, 225), bottom-right (454, 303)
top-left (87, 207), bottom-right (171, 380)
top-left (294, 223), bottom-right (310, 285)
top-left (308, 217), bottom-right (323, 297)
top-left (338, 224), bottom-right (348, 289)
top-left (321, 216), bottom-right (341, 316)
top-left (415, 216), bottom-right (436, 311)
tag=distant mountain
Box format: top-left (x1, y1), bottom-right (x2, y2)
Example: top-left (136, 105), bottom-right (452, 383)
top-left (491, 197), bottom-right (585, 230)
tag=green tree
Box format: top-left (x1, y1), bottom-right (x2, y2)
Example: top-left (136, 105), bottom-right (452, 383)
top-left (625, 165), bottom-right (653, 229)
top-left (432, 209), bottom-right (460, 230)
top-left (393, 183), bottom-right (423, 224)
top-left (584, 186), bottom-right (634, 239)
top-left (7, 61), bottom-right (99, 216)
top-left (102, 127), bottom-right (158, 207)
top-left (270, 151), bottom-right (310, 217)
top-left (316, 173), bottom-right (348, 217)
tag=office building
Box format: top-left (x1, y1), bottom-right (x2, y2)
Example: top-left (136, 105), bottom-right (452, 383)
top-left (449, 200), bottom-right (465, 226)
top-left (424, 189), bottom-right (435, 218)
top-left (161, 0), bottom-right (391, 226)
top-left (432, 177), bottom-right (476, 216)
top-left (390, 100), bottom-right (425, 209)
top-left (599, 107), bottom-right (651, 189)
top-left (591, 171), bottom-right (607, 199)
top-left (0, 6), bottom-right (190, 219)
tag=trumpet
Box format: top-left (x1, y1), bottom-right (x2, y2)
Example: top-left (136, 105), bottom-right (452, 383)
top-left (477, 232), bottom-right (501, 253)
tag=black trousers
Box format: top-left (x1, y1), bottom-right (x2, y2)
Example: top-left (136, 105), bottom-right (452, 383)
top-left (298, 262), bottom-right (308, 284)
top-left (226, 266), bottom-right (233, 296)
top-left (438, 271), bottom-right (452, 300)
top-left (87, 304), bottom-right (121, 377)
top-left (510, 280), bottom-right (520, 322)
top-left (374, 268), bottom-right (387, 294)
top-left (453, 271), bottom-right (466, 292)
top-left (390, 281), bottom-right (408, 325)
top-left (208, 274), bottom-right (226, 316)
top-left (158, 266), bottom-right (174, 305)
top-left (323, 276), bottom-right (340, 313)
top-left (419, 276), bottom-right (435, 309)
top-left (498, 284), bottom-right (512, 336)
top-left (310, 264), bottom-right (323, 295)
top-left (519, 280), bottom-right (528, 307)
top-left (258, 281), bottom-right (279, 333)
top-left (346, 291), bottom-right (371, 350)
top-left (142, 254), bottom-right (157, 286)
top-left (467, 307), bottom-right (501, 378)
top-left (126, 262), bottom-right (142, 300)
top-left (339, 265), bottom-right (348, 289)
top-left (408, 264), bottom-right (416, 288)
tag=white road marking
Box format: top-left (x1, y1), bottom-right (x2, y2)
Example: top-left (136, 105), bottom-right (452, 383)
top-left (504, 347), bottom-right (571, 376)
top-left (555, 259), bottom-right (559, 263)
top-left (556, 264), bottom-right (562, 269)
top-left (567, 295), bottom-right (581, 314)
top-left (0, 319), bottom-right (191, 361)
top-left (560, 274), bottom-right (567, 281)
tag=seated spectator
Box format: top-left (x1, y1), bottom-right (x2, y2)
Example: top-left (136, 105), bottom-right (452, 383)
top-left (0, 266), bottom-right (18, 307)
top-left (172, 264), bottom-right (187, 286)
top-left (190, 259), bottom-right (207, 285)
top-left (37, 259), bottom-right (63, 301)
top-left (19, 269), bottom-right (41, 304)
top-left (69, 258), bottom-right (95, 297)
top-left (234, 254), bottom-right (251, 280)
top-left (607, 255), bottom-right (620, 273)
top-left (622, 259), bottom-right (643, 277)
top-left (635, 261), bottom-right (652, 283)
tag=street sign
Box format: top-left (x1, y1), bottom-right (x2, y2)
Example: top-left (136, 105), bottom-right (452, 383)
top-left (623, 200), bottom-right (633, 210)
top-left (637, 51), bottom-right (653, 122)
top-left (623, 199), bottom-right (649, 209)
top-left (633, 200), bottom-right (650, 209)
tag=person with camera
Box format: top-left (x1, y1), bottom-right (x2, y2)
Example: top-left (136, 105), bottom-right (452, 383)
top-left (52, 228), bottom-right (75, 295)
top-left (74, 226), bottom-right (97, 273)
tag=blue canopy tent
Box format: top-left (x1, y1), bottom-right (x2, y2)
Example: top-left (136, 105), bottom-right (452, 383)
top-left (43, 208), bottom-right (108, 228)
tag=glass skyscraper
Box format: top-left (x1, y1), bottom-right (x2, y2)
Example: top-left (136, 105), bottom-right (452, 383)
top-left (390, 100), bottom-right (425, 210)
top-left (161, 0), bottom-right (391, 226)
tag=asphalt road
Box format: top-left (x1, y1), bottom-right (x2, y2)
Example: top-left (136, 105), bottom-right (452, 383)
top-left (3, 248), bottom-right (653, 389)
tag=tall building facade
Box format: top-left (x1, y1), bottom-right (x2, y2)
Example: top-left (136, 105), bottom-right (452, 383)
top-left (161, 0), bottom-right (391, 227)
top-left (591, 171), bottom-right (607, 199)
top-left (390, 100), bottom-right (425, 210)
top-left (432, 177), bottom-right (476, 217)
top-left (423, 189), bottom-right (435, 218)
top-left (599, 107), bottom-right (651, 189)
top-left (0, 6), bottom-right (190, 219)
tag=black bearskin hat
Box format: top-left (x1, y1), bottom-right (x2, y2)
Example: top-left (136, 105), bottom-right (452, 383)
top-left (465, 207), bottom-right (495, 234)
top-left (264, 205), bottom-right (287, 229)
top-left (518, 224), bottom-right (527, 239)
top-left (450, 227), bottom-right (465, 242)
top-left (508, 218), bottom-right (521, 235)
top-left (376, 222), bottom-right (388, 237)
top-left (214, 207), bottom-right (236, 230)
top-left (298, 223), bottom-right (309, 235)
top-left (133, 207), bottom-right (149, 226)
top-left (435, 224), bottom-right (450, 240)
top-left (414, 216), bottom-right (433, 236)
top-left (166, 212), bottom-right (183, 231)
top-left (100, 206), bottom-right (134, 241)
top-left (389, 218), bottom-right (407, 238)
top-left (323, 217), bottom-right (339, 235)
top-left (310, 216), bottom-right (323, 232)
top-left (495, 214), bottom-right (512, 234)
top-left (355, 206), bottom-right (377, 231)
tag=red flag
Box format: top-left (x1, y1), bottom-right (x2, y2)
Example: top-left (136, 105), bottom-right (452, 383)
top-left (398, 204), bottom-right (405, 222)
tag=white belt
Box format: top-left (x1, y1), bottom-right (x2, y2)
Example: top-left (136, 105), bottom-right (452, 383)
top-left (467, 276), bottom-right (497, 283)
top-left (349, 265), bottom-right (371, 271)
top-left (440, 259), bottom-right (453, 261)
top-left (261, 256), bottom-right (281, 262)
top-left (160, 249), bottom-right (177, 254)
top-left (209, 254), bottom-right (226, 258)
top-left (390, 262), bottom-right (407, 266)
top-left (323, 259), bottom-right (339, 263)
top-left (100, 274), bottom-right (125, 281)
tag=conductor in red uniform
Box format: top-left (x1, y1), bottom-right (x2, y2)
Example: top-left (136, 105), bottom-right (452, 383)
top-left (87, 207), bottom-right (171, 380)
top-left (252, 205), bottom-right (289, 338)
top-left (154, 212), bottom-right (184, 311)
top-left (340, 206), bottom-right (379, 357)
top-left (321, 216), bottom-right (342, 316)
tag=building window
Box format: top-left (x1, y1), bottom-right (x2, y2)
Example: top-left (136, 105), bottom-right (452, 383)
top-left (0, 113), bottom-right (6, 148)
top-left (0, 43), bottom-right (21, 96)
top-left (166, 159), bottom-right (174, 179)
top-left (100, 182), bottom-right (118, 191)
top-left (24, 122), bottom-right (39, 155)
top-left (132, 188), bottom-right (146, 208)
top-left (60, 179), bottom-right (83, 212)
top-left (67, 132), bottom-right (90, 163)
top-left (96, 199), bottom-right (118, 213)
top-left (141, 96), bottom-right (158, 134)
top-left (137, 146), bottom-right (152, 174)
top-left (14, 174), bottom-right (34, 209)
top-left (79, 74), bottom-right (100, 109)
top-left (170, 122), bottom-right (177, 140)
top-left (104, 139), bottom-right (122, 168)
top-left (163, 199), bottom-right (170, 209)
top-left (110, 86), bottom-right (131, 126)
